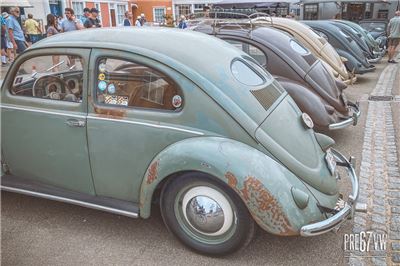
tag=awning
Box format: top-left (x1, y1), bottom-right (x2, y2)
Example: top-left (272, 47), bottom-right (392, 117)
top-left (0, 0), bottom-right (33, 7)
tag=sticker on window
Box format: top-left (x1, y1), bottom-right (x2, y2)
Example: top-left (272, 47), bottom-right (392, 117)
top-left (98, 81), bottom-right (107, 91)
top-left (104, 95), bottom-right (128, 106)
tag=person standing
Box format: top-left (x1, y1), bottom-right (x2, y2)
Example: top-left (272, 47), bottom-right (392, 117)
top-left (6, 7), bottom-right (27, 54)
top-left (83, 8), bottom-right (102, 28)
top-left (24, 14), bottom-right (42, 44)
top-left (140, 13), bottom-right (146, 26)
top-left (135, 16), bottom-right (142, 27)
top-left (1, 13), bottom-right (8, 65)
top-left (60, 8), bottom-right (83, 32)
top-left (387, 10), bottom-right (400, 63)
top-left (123, 11), bottom-right (133, 26)
top-left (46, 14), bottom-right (59, 37)
top-left (81, 8), bottom-right (90, 25)
top-left (178, 15), bottom-right (187, 29)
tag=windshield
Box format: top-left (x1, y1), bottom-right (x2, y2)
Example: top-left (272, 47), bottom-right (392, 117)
top-left (360, 22), bottom-right (386, 32)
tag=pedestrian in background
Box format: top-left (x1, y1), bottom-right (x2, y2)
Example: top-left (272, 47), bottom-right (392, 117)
top-left (140, 13), bottom-right (146, 26)
top-left (135, 16), bottom-right (142, 27)
top-left (60, 8), bottom-right (83, 32)
top-left (124, 11), bottom-right (133, 26)
top-left (387, 10), bottom-right (400, 63)
top-left (24, 14), bottom-right (42, 44)
top-left (81, 8), bottom-right (90, 25)
top-left (2, 12), bottom-right (15, 63)
top-left (1, 13), bottom-right (8, 65)
top-left (83, 8), bottom-right (101, 28)
top-left (178, 15), bottom-right (187, 29)
top-left (46, 14), bottom-right (59, 37)
top-left (6, 7), bottom-right (28, 54)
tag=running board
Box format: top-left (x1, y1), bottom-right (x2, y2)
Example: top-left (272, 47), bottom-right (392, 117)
top-left (1, 175), bottom-right (139, 218)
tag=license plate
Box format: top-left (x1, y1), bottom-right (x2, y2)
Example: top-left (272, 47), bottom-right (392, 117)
top-left (325, 149), bottom-right (337, 175)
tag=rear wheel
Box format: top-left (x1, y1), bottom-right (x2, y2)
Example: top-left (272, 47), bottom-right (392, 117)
top-left (160, 172), bottom-right (255, 256)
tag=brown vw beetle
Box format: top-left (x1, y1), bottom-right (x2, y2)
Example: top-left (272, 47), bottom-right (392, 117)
top-left (190, 15), bottom-right (360, 131)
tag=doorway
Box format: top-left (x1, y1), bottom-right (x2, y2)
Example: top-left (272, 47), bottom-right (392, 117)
top-left (110, 9), bottom-right (116, 27)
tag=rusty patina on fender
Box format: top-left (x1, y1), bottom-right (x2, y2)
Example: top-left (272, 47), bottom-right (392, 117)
top-left (139, 137), bottom-right (334, 236)
top-left (225, 172), bottom-right (297, 235)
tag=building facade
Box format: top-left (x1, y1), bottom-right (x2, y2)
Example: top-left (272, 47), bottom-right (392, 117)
top-left (133, 0), bottom-right (173, 25)
top-left (19, 0), bottom-right (136, 27)
top-left (300, 0), bottom-right (400, 21)
top-left (173, 0), bottom-right (219, 20)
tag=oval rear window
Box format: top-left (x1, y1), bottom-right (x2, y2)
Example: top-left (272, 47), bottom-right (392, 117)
top-left (290, 40), bottom-right (310, 55)
top-left (231, 60), bottom-right (264, 86)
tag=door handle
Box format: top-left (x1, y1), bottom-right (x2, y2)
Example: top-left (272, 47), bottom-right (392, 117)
top-left (65, 119), bottom-right (86, 127)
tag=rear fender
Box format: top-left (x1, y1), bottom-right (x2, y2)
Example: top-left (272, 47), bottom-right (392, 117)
top-left (139, 137), bottom-right (328, 236)
top-left (275, 77), bottom-right (334, 129)
top-left (336, 49), bottom-right (359, 73)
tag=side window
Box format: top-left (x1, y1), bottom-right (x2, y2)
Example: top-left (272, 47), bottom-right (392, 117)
top-left (96, 58), bottom-right (183, 111)
top-left (11, 55), bottom-right (84, 102)
top-left (225, 39), bottom-right (267, 66)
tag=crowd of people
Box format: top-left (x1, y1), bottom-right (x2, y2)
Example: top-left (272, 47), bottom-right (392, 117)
top-left (0, 6), bottom-right (151, 67)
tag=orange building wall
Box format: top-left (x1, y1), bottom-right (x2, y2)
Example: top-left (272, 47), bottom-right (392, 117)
top-left (100, 3), bottom-right (110, 27)
top-left (85, 2), bottom-right (95, 9)
top-left (134, 0), bottom-right (172, 22)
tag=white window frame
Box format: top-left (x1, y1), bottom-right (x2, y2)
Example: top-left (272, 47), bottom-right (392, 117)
top-left (116, 4), bottom-right (128, 26)
top-left (153, 7), bottom-right (166, 24)
top-left (95, 3), bottom-right (102, 24)
top-left (72, 1), bottom-right (84, 21)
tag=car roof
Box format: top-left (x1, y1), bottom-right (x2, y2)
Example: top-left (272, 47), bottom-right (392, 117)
top-left (32, 27), bottom-right (255, 89)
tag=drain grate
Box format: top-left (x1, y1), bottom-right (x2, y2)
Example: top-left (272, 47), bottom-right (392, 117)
top-left (368, 95), bottom-right (394, 101)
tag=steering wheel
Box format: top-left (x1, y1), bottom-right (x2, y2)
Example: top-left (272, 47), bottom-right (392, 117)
top-left (32, 75), bottom-right (69, 99)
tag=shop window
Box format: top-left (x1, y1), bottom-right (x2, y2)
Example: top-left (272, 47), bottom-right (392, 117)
top-left (304, 4), bottom-right (318, 20)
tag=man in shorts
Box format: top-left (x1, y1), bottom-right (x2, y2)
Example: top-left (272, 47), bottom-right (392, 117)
top-left (387, 10), bottom-right (400, 63)
top-left (6, 7), bottom-right (27, 54)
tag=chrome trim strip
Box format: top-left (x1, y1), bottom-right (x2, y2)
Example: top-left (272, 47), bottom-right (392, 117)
top-left (1, 104), bottom-right (204, 136)
top-left (300, 149), bottom-right (359, 236)
top-left (328, 102), bottom-right (361, 130)
top-left (1, 104), bottom-right (86, 119)
top-left (1, 185), bottom-right (139, 218)
top-left (87, 115), bottom-right (204, 136)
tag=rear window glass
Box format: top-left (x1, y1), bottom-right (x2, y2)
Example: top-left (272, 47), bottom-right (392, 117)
top-left (290, 40), bottom-right (310, 55)
top-left (231, 60), bottom-right (264, 86)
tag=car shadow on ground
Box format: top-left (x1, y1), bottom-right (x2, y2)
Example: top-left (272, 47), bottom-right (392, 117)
top-left (2, 191), bottom-right (349, 265)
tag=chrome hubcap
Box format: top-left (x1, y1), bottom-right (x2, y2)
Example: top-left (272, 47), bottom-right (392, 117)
top-left (182, 186), bottom-right (234, 236)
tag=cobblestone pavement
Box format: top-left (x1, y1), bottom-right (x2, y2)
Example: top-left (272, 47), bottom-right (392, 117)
top-left (349, 59), bottom-right (400, 266)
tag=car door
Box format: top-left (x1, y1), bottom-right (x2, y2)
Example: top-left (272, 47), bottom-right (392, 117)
top-left (86, 49), bottom-right (204, 203)
top-left (1, 48), bottom-right (95, 195)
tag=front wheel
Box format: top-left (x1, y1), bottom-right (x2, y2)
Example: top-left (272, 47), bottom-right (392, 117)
top-left (160, 172), bottom-right (255, 256)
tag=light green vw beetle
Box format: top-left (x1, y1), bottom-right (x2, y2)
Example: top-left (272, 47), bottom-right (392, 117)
top-left (1, 28), bottom-right (360, 255)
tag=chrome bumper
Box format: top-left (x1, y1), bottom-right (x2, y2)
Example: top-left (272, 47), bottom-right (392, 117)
top-left (328, 101), bottom-right (361, 130)
top-left (300, 149), bottom-right (359, 236)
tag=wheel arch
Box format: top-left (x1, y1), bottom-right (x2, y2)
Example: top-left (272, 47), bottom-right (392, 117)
top-left (138, 136), bottom-right (325, 236)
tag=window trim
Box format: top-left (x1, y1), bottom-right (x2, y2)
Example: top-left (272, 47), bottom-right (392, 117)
top-left (93, 56), bottom-right (184, 113)
top-left (9, 52), bottom-right (86, 105)
top-left (230, 58), bottom-right (266, 87)
top-left (153, 6), bottom-right (166, 24)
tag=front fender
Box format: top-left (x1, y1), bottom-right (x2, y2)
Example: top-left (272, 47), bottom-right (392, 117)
top-left (139, 137), bottom-right (331, 236)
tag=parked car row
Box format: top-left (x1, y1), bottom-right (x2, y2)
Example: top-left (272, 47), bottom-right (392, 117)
top-left (1, 18), bottom-right (367, 256)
